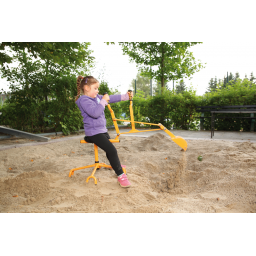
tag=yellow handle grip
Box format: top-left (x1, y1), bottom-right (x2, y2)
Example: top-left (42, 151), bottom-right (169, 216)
top-left (128, 90), bottom-right (133, 101)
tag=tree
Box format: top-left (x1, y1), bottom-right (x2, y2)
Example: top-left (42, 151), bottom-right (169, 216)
top-left (229, 72), bottom-right (234, 81)
top-left (175, 80), bottom-right (186, 94)
top-left (0, 42), bottom-right (94, 134)
top-left (0, 42), bottom-right (94, 67)
top-left (129, 72), bottom-right (151, 97)
top-left (206, 77), bottom-right (218, 93)
top-left (1, 43), bottom-right (93, 95)
top-left (250, 72), bottom-right (256, 84)
top-left (220, 72), bottom-right (236, 89)
top-left (234, 72), bottom-right (240, 82)
top-left (153, 81), bottom-right (162, 96)
top-left (117, 42), bottom-right (204, 88)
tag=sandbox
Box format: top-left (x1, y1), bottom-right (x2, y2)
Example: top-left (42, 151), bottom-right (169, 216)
top-left (0, 132), bottom-right (256, 213)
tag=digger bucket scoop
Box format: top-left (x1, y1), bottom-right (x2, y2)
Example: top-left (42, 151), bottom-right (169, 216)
top-left (171, 136), bottom-right (188, 151)
top-left (158, 124), bottom-right (187, 151)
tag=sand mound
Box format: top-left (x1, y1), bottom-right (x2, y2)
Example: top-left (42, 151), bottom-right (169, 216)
top-left (1, 132), bottom-right (256, 213)
top-left (139, 133), bottom-right (173, 151)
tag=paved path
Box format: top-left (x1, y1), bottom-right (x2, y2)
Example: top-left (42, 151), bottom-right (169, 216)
top-left (117, 128), bottom-right (256, 143)
top-left (0, 129), bottom-right (255, 151)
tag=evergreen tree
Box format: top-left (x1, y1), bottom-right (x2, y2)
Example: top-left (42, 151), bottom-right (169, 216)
top-left (223, 75), bottom-right (227, 88)
top-left (228, 72), bottom-right (234, 83)
top-left (206, 77), bottom-right (217, 93)
top-left (175, 80), bottom-right (186, 94)
top-left (234, 72), bottom-right (240, 82)
top-left (250, 72), bottom-right (256, 84)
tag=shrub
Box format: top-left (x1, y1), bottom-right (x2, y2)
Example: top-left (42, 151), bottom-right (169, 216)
top-left (197, 79), bottom-right (256, 131)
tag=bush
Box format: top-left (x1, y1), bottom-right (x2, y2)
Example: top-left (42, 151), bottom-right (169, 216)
top-left (0, 75), bottom-right (83, 135)
top-left (197, 79), bottom-right (256, 131)
top-left (119, 88), bottom-right (200, 130)
top-left (2, 78), bottom-right (255, 134)
top-left (99, 81), bottom-right (123, 127)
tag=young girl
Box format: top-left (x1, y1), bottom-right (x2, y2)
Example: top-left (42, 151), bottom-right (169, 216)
top-left (75, 75), bottom-right (132, 188)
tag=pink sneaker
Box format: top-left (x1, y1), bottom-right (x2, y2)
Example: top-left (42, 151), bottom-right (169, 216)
top-left (118, 173), bottom-right (131, 188)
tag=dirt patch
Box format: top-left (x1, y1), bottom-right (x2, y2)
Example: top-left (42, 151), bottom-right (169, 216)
top-left (1, 132), bottom-right (256, 213)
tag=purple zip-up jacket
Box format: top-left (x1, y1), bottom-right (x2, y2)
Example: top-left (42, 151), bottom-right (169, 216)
top-left (76, 94), bottom-right (126, 136)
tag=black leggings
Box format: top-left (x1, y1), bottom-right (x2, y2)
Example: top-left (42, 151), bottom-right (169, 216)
top-left (84, 133), bottom-right (124, 176)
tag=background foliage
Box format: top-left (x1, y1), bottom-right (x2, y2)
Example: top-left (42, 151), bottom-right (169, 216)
top-left (117, 79), bottom-right (256, 132)
top-left (1, 42), bottom-right (255, 134)
top-left (198, 78), bottom-right (256, 131)
top-left (0, 42), bottom-right (94, 135)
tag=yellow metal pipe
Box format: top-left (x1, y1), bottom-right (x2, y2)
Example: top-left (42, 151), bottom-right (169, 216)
top-left (107, 104), bottom-right (120, 135)
top-left (69, 164), bottom-right (96, 177)
top-left (91, 164), bottom-right (99, 177)
top-left (129, 99), bottom-right (136, 131)
top-left (113, 119), bottom-right (160, 126)
top-left (94, 144), bottom-right (99, 162)
top-left (120, 129), bottom-right (162, 134)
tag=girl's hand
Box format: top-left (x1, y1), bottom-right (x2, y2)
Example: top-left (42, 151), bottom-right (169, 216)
top-left (128, 91), bottom-right (133, 98)
top-left (103, 94), bottom-right (110, 102)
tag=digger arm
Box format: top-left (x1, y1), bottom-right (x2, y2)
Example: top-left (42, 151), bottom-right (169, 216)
top-left (105, 91), bottom-right (188, 151)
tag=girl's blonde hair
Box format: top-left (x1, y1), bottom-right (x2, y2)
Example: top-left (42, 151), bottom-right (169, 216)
top-left (76, 75), bottom-right (99, 101)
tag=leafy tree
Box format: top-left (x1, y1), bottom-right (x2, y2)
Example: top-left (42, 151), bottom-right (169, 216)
top-left (98, 81), bottom-right (112, 95)
top-left (0, 42), bottom-right (93, 67)
top-left (0, 43), bottom-right (94, 134)
top-left (129, 72), bottom-right (151, 98)
top-left (114, 42), bottom-right (204, 88)
top-left (1, 43), bottom-right (93, 97)
top-left (175, 80), bottom-right (187, 94)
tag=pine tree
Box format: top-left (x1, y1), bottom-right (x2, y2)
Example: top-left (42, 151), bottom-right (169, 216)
top-left (206, 77), bottom-right (217, 93)
top-left (221, 75), bottom-right (228, 89)
top-left (234, 72), bottom-right (240, 82)
top-left (228, 72), bottom-right (234, 83)
top-left (250, 72), bottom-right (255, 83)
top-left (175, 80), bottom-right (186, 94)
top-left (214, 77), bottom-right (218, 87)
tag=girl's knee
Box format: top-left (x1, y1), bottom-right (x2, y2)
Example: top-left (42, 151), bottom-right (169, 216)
top-left (107, 146), bottom-right (117, 156)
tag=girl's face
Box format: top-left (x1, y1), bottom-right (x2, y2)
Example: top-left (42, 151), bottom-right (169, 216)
top-left (85, 83), bottom-right (99, 98)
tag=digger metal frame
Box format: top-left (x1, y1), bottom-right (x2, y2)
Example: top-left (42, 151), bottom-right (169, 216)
top-left (107, 91), bottom-right (188, 151)
top-left (69, 91), bottom-right (187, 184)
top-left (69, 139), bottom-right (126, 184)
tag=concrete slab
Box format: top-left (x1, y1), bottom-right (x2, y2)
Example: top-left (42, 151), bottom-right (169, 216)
top-left (0, 126), bottom-right (50, 142)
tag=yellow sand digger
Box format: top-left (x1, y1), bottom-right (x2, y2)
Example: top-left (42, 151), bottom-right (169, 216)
top-left (107, 90), bottom-right (187, 151)
top-left (68, 90), bottom-right (187, 184)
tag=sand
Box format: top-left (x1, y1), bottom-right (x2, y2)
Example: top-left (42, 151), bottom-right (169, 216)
top-left (1, 132), bottom-right (256, 213)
